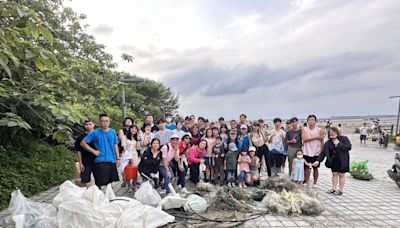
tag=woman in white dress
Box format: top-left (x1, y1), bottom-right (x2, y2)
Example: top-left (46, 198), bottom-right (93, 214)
top-left (119, 125), bottom-right (141, 190)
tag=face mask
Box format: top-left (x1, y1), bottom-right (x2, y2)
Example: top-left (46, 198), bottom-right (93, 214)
top-left (297, 155), bottom-right (303, 159)
top-left (166, 118), bottom-right (172, 123)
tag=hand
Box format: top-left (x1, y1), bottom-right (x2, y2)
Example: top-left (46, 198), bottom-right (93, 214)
top-left (116, 159), bottom-right (121, 167)
top-left (292, 138), bottom-right (297, 143)
top-left (93, 150), bottom-right (100, 156)
top-left (167, 170), bottom-right (171, 177)
top-left (333, 138), bottom-right (339, 146)
top-left (150, 173), bottom-right (155, 178)
top-left (79, 163), bottom-right (85, 172)
top-left (312, 161), bottom-right (319, 167)
top-left (178, 164), bottom-right (184, 172)
top-left (200, 159), bottom-right (205, 163)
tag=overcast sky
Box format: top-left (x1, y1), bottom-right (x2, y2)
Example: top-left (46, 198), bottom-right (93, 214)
top-left (67, 0), bottom-right (400, 120)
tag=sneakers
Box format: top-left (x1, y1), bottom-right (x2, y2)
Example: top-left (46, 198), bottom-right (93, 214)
top-left (232, 183), bottom-right (236, 187)
top-left (239, 183), bottom-right (243, 188)
top-left (180, 187), bottom-right (188, 193)
top-left (227, 183), bottom-right (232, 188)
top-left (243, 183), bottom-right (247, 188)
top-left (121, 182), bottom-right (126, 187)
top-left (158, 189), bottom-right (167, 194)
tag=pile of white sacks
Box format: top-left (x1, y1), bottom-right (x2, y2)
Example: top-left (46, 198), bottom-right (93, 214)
top-left (6, 180), bottom-right (207, 228)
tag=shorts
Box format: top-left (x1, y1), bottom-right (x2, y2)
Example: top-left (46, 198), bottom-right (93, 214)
top-left (303, 155), bottom-right (320, 169)
top-left (271, 153), bottom-right (284, 167)
top-left (205, 157), bottom-right (213, 166)
top-left (80, 165), bottom-right (94, 183)
top-left (360, 135), bottom-right (367, 141)
top-left (93, 162), bottom-right (120, 187)
top-left (249, 170), bottom-right (260, 176)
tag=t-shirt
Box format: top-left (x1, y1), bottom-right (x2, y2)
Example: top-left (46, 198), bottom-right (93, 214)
top-left (166, 123), bottom-right (177, 131)
top-left (237, 135), bottom-right (249, 152)
top-left (213, 145), bottom-right (225, 167)
top-left (269, 129), bottom-right (286, 153)
top-left (161, 143), bottom-right (178, 163)
top-left (249, 156), bottom-right (260, 172)
top-left (360, 127), bottom-right (368, 136)
top-left (75, 133), bottom-right (96, 166)
top-left (154, 130), bottom-right (172, 145)
top-left (225, 151), bottom-right (237, 170)
top-left (84, 128), bottom-right (119, 163)
top-left (285, 129), bottom-right (302, 148)
top-left (238, 155), bottom-right (250, 172)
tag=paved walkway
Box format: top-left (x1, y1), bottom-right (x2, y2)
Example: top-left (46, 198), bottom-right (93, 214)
top-left (1, 140), bottom-right (400, 227)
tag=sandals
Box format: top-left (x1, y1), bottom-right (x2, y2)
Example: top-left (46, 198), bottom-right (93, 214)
top-left (327, 189), bottom-right (336, 194)
top-left (333, 190), bottom-right (343, 195)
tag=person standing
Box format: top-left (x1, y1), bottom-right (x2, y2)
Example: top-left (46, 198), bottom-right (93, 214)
top-left (268, 118), bottom-right (286, 176)
top-left (314, 127), bottom-right (351, 195)
top-left (359, 123), bottom-right (368, 146)
top-left (172, 120), bottom-right (186, 139)
top-left (188, 139), bottom-right (207, 184)
top-left (249, 122), bottom-right (271, 177)
top-left (302, 115), bottom-right (324, 188)
top-left (118, 117), bottom-right (133, 156)
top-left (140, 123), bottom-right (154, 155)
top-left (165, 113), bottom-right (176, 131)
top-left (141, 114), bottom-right (159, 133)
top-left (182, 116), bottom-right (192, 132)
top-left (81, 114), bottom-right (120, 189)
top-left (75, 119), bottom-right (96, 187)
top-left (154, 118), bottom-right (172, 146)
top-left (119, 125), bottom-right (141, 190)
top-left (237, 124), bottom-right (250, 152)
top-left (285, 117), bottom-right (303, 176)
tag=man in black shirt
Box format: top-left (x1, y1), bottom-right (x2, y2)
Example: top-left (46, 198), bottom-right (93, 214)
top-left (75, 119), bottom-right (96, 187)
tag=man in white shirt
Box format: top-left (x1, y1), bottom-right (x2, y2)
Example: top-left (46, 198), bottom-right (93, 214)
top-left (359, 123), bottom-right (368, 146)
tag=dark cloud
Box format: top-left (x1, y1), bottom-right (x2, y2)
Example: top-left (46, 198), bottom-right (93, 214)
top-left (164, 51), bottom-right (393, 98)
top-left (92, 23), bottom-right (114, 36)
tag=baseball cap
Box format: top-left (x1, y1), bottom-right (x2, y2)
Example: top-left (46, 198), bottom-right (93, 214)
top-left (170, 134), bottom-right (180, 140)
top-left (240, 124), bottom-right (248, 129)
top-left (229, 143), bottom-right (238, 151)
top-left (230, 129), bottom-right (238, 134)
top-left (182, 132), bottom-right (192, 140)
top-left (249, 146), bottom-right (256, 152)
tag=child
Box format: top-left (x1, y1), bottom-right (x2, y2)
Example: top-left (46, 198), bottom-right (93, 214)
top-left (188, 139), bottom-right (207, 184)
top-left (248, 146), bottom-right (261, 186)
top-left (291, 150), bottom-right (309, 185)
top-left (213, 136), bottom-right (225, 185)
top-left (225, 143), bottom-right (238, 187)
top-left (237, 148), bottom-right (251, 188)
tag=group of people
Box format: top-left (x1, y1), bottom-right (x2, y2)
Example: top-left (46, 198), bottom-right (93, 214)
top-left (75, 113), bottom-right (352, 196)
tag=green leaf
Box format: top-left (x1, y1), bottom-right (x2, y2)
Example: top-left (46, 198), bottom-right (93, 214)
top-left (52, 129), bottom-right (71, 143)
top-left (25, 49), bottom-right (36, 59)
top-left (39, 27), bottom-right (53, 44)
top-left (16, 7), bottom-right (29, 17)
top-left (33, 58), bottom-right (44, 71)
top-left (0, 54), bottom-right (11, 77)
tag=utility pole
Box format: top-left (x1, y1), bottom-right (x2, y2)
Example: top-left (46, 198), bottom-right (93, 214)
top-left (120, 77), bottom-right (145, 122)
top-left (389, 95), bottom-right (400, 135)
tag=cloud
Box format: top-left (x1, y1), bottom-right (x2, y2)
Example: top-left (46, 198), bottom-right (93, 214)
top-left (92, 23), bottom-right (114, 36)
top-left (67, 0), bottom-right (400, 118)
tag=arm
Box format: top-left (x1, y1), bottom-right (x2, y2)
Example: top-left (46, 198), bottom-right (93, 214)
top-left (337, 136), bottom-right (352, 151)
top-left (301, 128), bottom-right (322, 143)
top-left (249, 133), bottom-right (253, 147)
top-left (118, 129), bottom-right (125, 142)
top-left (114, 144), bottom-right (120, 167)
top-left (136, 138), bottom-right (141, 151)
top-left (160, 145), bottom-right (171, 177)
top-left (80, 140), bottom-right (99, 156)
top-left (77, 151), bottom-right (84, 172)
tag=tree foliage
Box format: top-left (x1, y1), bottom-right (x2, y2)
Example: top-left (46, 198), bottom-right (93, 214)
top-left (0, 0), bottom-right (179, 145)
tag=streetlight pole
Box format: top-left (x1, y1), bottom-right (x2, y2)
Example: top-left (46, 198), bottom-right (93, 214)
top-left (389, 95), bottom-right (400, 135)
top-left (120, 77), bottom-right (145, 121)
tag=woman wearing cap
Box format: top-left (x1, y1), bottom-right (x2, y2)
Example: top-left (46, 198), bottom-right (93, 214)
top-left (188, 139), bottom-right (207, 184)
top-left (159, 134), bottom-right (182, 194)
top-left (249, 122), bottom-right (271, 177)
top-left (138, 138), bottom-right (163, 187)
top-left (177, 133), bottom-right (192, 192)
